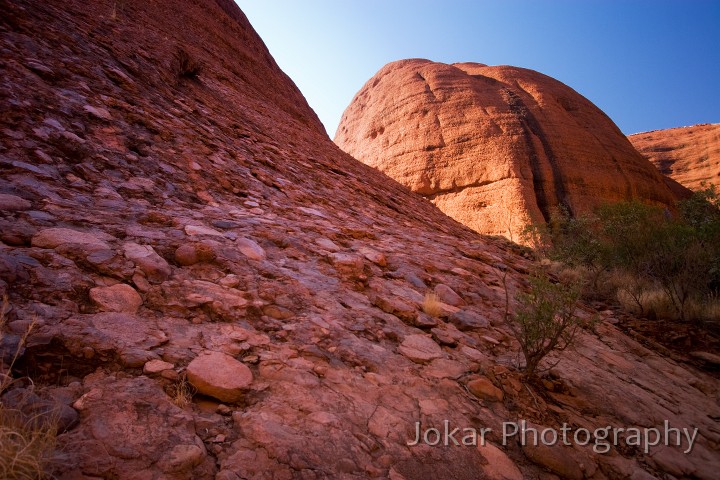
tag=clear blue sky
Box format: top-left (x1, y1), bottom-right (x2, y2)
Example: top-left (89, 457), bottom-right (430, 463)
top-left (235, 1), bottom-right (720, 137)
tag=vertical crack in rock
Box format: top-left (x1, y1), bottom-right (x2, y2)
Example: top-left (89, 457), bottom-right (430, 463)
top-left (503, 88), bottom-right (568, 221)
top-left (416, 70), bottom-right (447, 152)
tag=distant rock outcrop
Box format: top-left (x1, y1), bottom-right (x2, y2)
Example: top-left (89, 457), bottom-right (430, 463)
top-left (629, 124), bottom-right (720, 191)
top-left (335, 59), bottom-right (682, 239)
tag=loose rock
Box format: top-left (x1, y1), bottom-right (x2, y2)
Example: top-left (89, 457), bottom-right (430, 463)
top-left (32, 227), bottom-right (110, 251)
top-left (467, 377), bottom-right (504, 402)
top-left (434, 283), bottom-right (465, 306)
top-left (398, 334), bottom-right (443, 364)
top-left (0, 193), bottom-right (32, 211)
top-left (186, 351), bottom-right (253, 403)
top-left (89, 283), bottom-right (143, 313)
top-left (236, 237), bottom-right (266, 261)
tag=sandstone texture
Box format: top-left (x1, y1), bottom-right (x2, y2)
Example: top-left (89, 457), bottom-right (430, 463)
top-left (335, 59), bottom-right (684, 239)
top-left (0, 1), bottom-right (718, 479)
top-left (629, 123), bottom-right (720, 191)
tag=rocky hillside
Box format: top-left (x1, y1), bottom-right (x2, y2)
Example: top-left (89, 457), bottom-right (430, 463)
top-left (629, 124), bottom-right (720, 191)
top-left (334, 60), bottom-right (683, 239)
top-left (0, 1), bottom-right (718, 479)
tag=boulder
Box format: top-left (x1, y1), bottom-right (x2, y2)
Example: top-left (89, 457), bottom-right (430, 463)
top-left (477, 442), bottom-right (524, 480)
top-left (449, 310), bottom-right (489, 331)
top-left (175, 244), bottom-right (201, 266)
top-left (434, 283), bottom-right (465, 306)
top-left (143, 359), bottom-right (175, 375)
top-left (521, 442), bottom-right (586, 480)
top-left (186, 351), bottom-right (253, 403)
top-left (373, 295), bottom-right (418, 322)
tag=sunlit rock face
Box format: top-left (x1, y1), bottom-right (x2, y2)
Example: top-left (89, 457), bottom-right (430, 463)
top-left (629, 123), bottom-right (720, 191)
top-left (335, 59), bottom-right (682, 239)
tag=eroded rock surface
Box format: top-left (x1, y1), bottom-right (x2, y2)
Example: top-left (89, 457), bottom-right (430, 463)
top-left (0, 1), bottom-right (717, 479)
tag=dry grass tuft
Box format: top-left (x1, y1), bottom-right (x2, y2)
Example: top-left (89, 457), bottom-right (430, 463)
top-left (616, 288), bottom-right (672, 318)
top-left (168, 375), bottom-right (196, 408)
top-left (421, 292), bottom-right (443, 317)
top-left (0, 406), bottom-right (58, 479)
top-left (1, 296), bottom-right (59, 479)
top-left (702, 292), bottom-right (720, 320)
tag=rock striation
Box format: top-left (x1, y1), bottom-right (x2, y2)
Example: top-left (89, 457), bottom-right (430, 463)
top-left (335, 59), bottom-right (683, 239)
top-left (629, 123), bottom-right (720, 191)
top-left (0, 1), bottom-right (717, 479)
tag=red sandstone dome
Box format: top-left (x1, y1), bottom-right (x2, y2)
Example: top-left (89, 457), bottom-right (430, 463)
top-left (335, 59), bottom-right (683, 238)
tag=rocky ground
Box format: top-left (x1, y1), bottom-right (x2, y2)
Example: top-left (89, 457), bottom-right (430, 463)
top-left (0, 1), bottom-right (718, 479)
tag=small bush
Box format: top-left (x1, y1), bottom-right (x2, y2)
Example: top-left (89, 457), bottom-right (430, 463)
top-left (508, 272), bottom-right (583, 379)
top-left (173, 48), bottom-right (203, 80)
top-left (421, 292), bottom-right (443, 317)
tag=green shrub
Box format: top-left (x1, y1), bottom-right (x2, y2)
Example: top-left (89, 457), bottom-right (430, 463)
top-left (508, 272), bottom-right (583, 379)
top-left (525, 187), bottom-right (720, 323)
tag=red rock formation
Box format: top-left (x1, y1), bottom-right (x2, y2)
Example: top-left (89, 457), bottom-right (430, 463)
top-left (335, 59), bottom-right (683, 239)
top-left (0, 2), bottom-right (717, 479)
top-left (629, 124), bottom-right (720, 191)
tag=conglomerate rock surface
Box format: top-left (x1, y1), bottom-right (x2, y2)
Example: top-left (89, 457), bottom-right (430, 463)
top-left (335, 59), bottom-right (683, 239)
top-left (0, 1), bottom-right (717, 478)
top-left (629, 124), bottom-right (720, 191)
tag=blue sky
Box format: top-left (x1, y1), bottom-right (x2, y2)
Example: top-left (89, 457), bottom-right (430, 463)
top-left (236, 1), bottom-right (720, 137)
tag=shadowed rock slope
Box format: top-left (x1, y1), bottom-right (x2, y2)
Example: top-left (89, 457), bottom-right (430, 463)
top-left (335, 60), bottom-right (682, 239)
top-left (0, 1), bottom-right (718, 479)
top-left (629, 124), bottom-right (720, 191)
